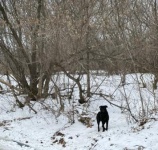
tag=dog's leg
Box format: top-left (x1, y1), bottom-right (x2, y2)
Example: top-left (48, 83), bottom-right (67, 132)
top-left (97, 120), bottom-right (100, 132)
top-left (105, 120), bottom-right (108, 130)
top-left (102, 121), bottom-right (105, 132)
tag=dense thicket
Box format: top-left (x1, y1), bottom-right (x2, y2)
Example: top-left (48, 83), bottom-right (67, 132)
top-left (1, 0), bottom-right (158, 98)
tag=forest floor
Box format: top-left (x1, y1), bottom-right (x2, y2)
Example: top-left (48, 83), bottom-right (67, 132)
top-left (0, 73), bottom-right (158, 150)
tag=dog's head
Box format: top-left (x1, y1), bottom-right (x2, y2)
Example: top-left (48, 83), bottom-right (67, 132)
top-left (99, 105), bottom-right (108, 112)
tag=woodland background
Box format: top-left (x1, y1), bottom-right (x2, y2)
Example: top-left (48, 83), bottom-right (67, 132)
top-left (1, 0), bottom-right (158, 121)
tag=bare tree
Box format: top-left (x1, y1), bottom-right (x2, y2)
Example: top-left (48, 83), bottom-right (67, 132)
top-left (0, 0), bottom-right (54, 98)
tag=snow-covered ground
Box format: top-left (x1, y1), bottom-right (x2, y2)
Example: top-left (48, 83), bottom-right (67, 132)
top-left (0, 73), bottom-right (158, 150)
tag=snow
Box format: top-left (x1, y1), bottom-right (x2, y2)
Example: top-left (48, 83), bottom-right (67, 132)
top-left (0, 73), bottom-right (158, 150)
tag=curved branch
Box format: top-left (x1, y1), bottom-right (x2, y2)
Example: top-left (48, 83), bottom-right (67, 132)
top-left (0, 79), bottom-right (21, 92)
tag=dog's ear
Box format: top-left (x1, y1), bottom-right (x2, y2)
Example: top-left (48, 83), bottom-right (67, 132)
top-left (99, 106), bottom-right (102, 111)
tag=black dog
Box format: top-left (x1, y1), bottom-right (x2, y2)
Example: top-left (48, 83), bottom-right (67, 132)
top-left (96, 105), bottom-right (109, 132)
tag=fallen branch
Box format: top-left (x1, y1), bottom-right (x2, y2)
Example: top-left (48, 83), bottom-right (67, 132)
top-left (0, 136), bottom-right (39, 150)
top-left (27, 103), bottom-right (37, 114)
top-left (92, 92), bottom-right (129, 111)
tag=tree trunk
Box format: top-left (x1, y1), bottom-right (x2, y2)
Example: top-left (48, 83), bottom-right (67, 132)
top-left (86, 50), bottom-right (91, 97)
